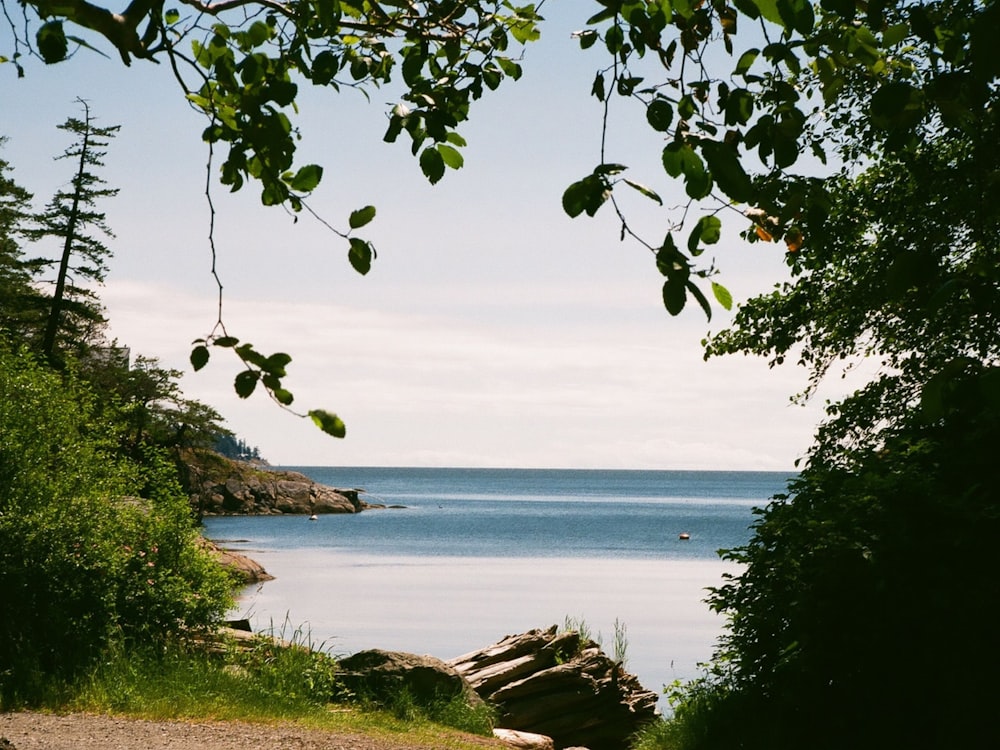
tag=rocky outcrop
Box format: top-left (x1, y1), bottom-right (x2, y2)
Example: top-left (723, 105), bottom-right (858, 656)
top-left (450, 626), bottom-right (659, 750)
top-left (199, 537), bottom-right (274, 584)
top-left (177, 449), bottom-right (372, 516)
top-left (337, 649), bottom-right (485, 710)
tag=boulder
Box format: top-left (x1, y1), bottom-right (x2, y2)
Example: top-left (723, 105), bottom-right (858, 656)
top-left (338, 649), bottom-right (485, 710)
top-left (450, 626), bottom-right (659, 750)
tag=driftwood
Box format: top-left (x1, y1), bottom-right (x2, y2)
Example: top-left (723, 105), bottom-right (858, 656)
top-left (449, 626), bottom-right (659, 750)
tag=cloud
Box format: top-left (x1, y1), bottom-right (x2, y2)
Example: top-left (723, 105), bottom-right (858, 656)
top-left (102, 278), bottom-right (822, 469)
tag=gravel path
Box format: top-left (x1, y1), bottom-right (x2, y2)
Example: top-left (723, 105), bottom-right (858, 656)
top-left (0, 712), bottom-right (499, 750)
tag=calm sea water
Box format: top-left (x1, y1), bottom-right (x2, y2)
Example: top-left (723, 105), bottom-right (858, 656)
top-left (203, 468), bottom-right (789, 702)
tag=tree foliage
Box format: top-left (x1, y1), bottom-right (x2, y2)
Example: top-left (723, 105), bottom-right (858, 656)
top-left (0, 346), bottom-right (234, 704)
top-left (665, 130), bottom-right (1000, 748)
top-left (2, 1), bottom-right (541, 207)
top-left (21, 100), bottom-right (119, 363)
top-left (563, 0), bottom-right (1000, 316)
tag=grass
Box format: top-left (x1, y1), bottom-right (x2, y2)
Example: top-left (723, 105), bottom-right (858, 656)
top-left (561, 615), bottom-right (630, 668)
top-left (9, 634), bottom-right (500, 750)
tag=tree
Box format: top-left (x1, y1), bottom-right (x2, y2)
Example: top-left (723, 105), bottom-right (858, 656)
top-left (0, 143), bottom-right (47, 345)
top-left (662, 88), bottom-right (1000, 750)
top-left (21, 100), bottom-right (119, 364)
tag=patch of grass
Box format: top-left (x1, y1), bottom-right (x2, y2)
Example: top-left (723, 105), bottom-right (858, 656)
top-left (50, 638), bottom-right (496, 749)
top-left (630, 716), bottom-right (685, 750)
top-left (561, 615), bottom-right (630, 667)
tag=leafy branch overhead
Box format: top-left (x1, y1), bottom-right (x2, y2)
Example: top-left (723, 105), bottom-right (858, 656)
top-left (7, 1), bottom-right (542, 209)
top-left (4, 0), bottom-right (542, 436)
top-left (561, 0), bottom-right (1000, 319)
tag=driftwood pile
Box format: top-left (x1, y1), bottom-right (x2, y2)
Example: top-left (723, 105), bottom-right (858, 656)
top-left (449, 625), bottom-right (659, 750)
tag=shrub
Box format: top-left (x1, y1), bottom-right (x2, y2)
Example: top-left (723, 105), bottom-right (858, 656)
top-left (0, 348), bottom-right (232, 705)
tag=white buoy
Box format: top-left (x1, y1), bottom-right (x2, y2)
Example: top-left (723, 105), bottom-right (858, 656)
top-left (308, 514), bottom-right (318, 521)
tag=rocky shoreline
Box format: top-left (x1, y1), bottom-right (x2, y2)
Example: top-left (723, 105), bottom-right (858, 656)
top-left (178, 449), bottom-right (381, 517)
top-left (180, 455), bottom-right (661, 748)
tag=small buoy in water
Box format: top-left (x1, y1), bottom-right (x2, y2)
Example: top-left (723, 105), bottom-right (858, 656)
top-left (308, 514), bottom-right (318, 521)
top-left (678, 532), bottom-right (690, 540)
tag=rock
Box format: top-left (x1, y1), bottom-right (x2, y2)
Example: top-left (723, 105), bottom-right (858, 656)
top-left (493, 728), bottom-right (555, 750)
top-left (178, 448), bottom-right (371, 516)
top-left (198, 537), bottom-right (274, 584)
top-left (450, 626), bottom-right (659, 750)
top-left (0, 737), bottom-right (16, 750)
top-left (337, 649), bottom-right (484, 710)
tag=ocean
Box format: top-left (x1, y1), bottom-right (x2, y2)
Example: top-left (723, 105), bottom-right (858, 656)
top-left (202, 468), bottom-right (790, 703)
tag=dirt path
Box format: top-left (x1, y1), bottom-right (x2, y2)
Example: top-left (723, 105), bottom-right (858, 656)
top-left (0, 712), bottom-right (498, 750)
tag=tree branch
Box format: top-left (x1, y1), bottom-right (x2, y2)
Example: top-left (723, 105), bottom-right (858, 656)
top-left (32, 0), bottom-right (162, 63)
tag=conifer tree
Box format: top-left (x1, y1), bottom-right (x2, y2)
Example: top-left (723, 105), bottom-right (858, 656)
top-left (0, 142), bottom-right (45, 345)
top-left (23, 99), bottom-right (120, 364)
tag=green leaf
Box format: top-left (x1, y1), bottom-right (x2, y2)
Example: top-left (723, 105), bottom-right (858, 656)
top-left (592, 71), bottom-right (606, 101)
top-left (246, 20), bottom-right (270, 47)
top-left (776, 0), bottom-right (815, 35)
top-left (663, 277), bottom-right (687, 315)
top-left (701, 140), bottom-right (754, 202)
top-left (576, 29), bottom-right (599, 49)
top-left (311, 50), bottom-right (339, 86)
top-left (752, 0), bottom-right (786, 27)
top-left (165, 8), bottom-right (180, 25)
top-left (646, 99), bottom-right (674, 132)
top-left (882, 22), bottom-right (909, 47)
top-left (562, 174), bottom-right (610, 218)
top-left (735, 48), bottom-right (760, 76)
top-left (688, 215), bottom-right (723, 255)
top-left (264, 352), bottom-right (292, 375)
top-left (711, 281), bottom-right (734, 310)
top-left (678, 94), bottom-right (697, 120)
top-left (348, 237), bottom-right (373, 275)
top-left (687, 280), bottom-right (713, 320)
top-left (419, 146), bottom-right (445, 184)
top-left (36, 21), bottom-right (68, 64)
top-left (213, 336), bottom-right (240, 348)
top-left (287, 164), bottom-right (323, 192)
top-left (272, 388), bottom-right (294, 406)
top-left (594, 163), bottom-right (628, 175)
top-left (349, 205), bottom-right (377, 229)
top-left (622, 178), bottom-right (663, 205)
top-left (309, 409), bottom-right (347, 438)
top-left (437, 143), bottom-right (464, 169)
top-left (234, 370), bottom-right (259, 399)
top-left (190, 345), bottom-right (210, 371)
top-left (605, 24), bottom-right (625, 55)
top-left (662, 143), bottom-right (699, 178)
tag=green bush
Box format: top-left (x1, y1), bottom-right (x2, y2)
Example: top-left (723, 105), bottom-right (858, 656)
top-left (0, 348), bottom-right (233, 705)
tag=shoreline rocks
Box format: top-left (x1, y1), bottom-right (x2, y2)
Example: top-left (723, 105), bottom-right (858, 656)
top-left (178, 448), bottom-right (375, 516)
top-left (199, 537), bottom-right (274, 584)
top-left (450, 626), bottom-right (659, 750)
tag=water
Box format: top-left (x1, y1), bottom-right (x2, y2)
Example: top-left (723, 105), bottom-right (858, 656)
top-left (203, 468), bottom-right (789, 702)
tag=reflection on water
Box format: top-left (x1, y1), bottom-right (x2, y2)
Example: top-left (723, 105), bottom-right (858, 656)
top-left (231, 547), bottom-right (737, 699)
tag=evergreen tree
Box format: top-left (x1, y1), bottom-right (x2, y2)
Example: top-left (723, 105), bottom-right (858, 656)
top-left (0, 143), bottom-right (46, 346)
top-left (22, 99), bottom-right (119, 365)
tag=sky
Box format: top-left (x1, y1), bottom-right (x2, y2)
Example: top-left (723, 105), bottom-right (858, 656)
top-left (0, 4), bottom-right (852, 469)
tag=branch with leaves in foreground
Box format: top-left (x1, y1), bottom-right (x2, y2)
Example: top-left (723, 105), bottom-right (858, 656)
top-left (3, 1), bottom-right (543, 436)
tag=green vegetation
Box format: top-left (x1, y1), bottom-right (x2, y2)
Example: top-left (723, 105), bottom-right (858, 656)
top-left (4, 2), bottom-right (1000, 747)
top-left (0, 345), bottom-right (235, 705)
top-left (59, 638), bottom-right (495, 746)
